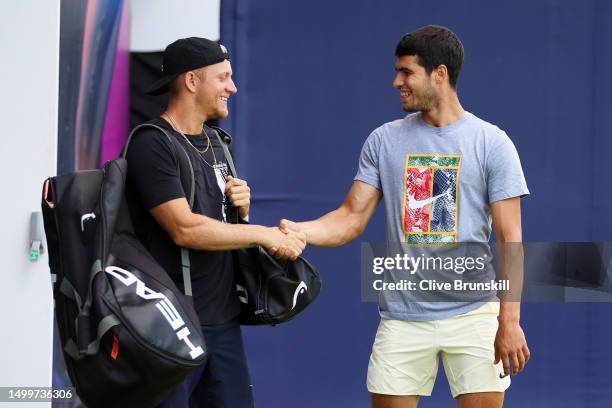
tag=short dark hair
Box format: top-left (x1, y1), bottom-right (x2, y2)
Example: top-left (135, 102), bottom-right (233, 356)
top-left (395, 25), bottom-right (464, 88)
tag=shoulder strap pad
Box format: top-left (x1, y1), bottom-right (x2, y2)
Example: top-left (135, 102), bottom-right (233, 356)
top-left (210, 125), bottom-right (232, 146)
top-left (122, 123), bottom-right (195, 208)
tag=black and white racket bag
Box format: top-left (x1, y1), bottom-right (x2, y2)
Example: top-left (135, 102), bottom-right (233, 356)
top-left (41, 126), bottom-right (206, 408)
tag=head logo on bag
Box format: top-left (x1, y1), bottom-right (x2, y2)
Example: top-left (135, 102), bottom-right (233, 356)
top-left (105, 266), bottom-right (204, 359)
top-left (291, 281), bottom-right (308, 310)
top-left (80, 212), bottom-right (96, 232)
top-left (236, 284), bottom-right (248, 304)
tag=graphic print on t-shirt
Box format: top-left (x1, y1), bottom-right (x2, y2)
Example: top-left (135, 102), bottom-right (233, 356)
top-left (213, 162), bottom-right (230, 222)
top-left (403, 154), bottom-right (462, 243)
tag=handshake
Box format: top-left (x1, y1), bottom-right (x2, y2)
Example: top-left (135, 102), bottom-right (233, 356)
top-left (263, 219), bottom-right (305, 261)
top-left (224, 177), bottom-right (306, 260)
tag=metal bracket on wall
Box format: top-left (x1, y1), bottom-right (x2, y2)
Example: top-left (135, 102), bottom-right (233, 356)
top-left (29, 211), bottom-right (44, 262)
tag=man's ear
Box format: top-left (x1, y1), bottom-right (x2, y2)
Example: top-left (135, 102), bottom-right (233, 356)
top-left (184, 71), bottom-right (198, 93)
top-left (435, 64), bottom-right (448, 84)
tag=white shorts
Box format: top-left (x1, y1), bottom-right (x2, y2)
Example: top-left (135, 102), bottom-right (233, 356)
top-left (367, 302), bottom-right (510, 398)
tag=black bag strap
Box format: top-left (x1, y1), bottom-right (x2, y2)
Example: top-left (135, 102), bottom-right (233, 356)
top-left (210, 125), bottom-right (237, 178)
top-left (123, 123), bottom-right (196, 296)
top-left (210, 126), bottom-right (241, 225)
top-left (64, 314), bottom-right (121, 360)
top-left (123, 124), bottom-right (195, 208)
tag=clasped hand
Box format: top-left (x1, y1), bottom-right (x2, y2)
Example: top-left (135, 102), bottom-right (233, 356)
top-left (266, 219), bottom-right (306, 261)
top-left (225, 176), bottom-right (250, 221)
top-left (224, 177), bottom-right (305, 260)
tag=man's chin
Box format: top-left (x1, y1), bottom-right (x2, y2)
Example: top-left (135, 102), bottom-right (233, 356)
top-left (211, 109), bottom-right (230, 120)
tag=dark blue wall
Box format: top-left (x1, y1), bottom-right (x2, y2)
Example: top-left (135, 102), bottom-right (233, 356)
top-left (221, 1), bottom-right (612, 406)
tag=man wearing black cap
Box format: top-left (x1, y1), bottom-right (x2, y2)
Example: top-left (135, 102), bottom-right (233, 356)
top-left (125, 37), bottom-right (305, 407)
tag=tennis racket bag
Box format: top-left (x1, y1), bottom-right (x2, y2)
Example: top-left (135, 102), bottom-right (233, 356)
top-left (41, 129), bottom-right (206, 407)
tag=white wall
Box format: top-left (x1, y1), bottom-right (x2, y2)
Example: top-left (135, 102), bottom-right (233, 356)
top-left (0, 1), bottom-right (59, 407)
top-left (130, 0), bottom-right (221, 51)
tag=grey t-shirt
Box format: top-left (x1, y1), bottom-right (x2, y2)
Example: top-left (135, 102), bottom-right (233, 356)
top-left (355, 111), bottom-right (529, 321)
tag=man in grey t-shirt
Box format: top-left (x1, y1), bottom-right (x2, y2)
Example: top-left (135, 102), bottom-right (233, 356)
top-left (276, 25), bottom-right (530, 407)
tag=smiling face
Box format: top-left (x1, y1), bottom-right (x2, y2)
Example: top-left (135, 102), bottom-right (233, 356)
top-left (195, 60), bottom-right (237, 120)
top-left (393, 55), bottom-right (440, 113)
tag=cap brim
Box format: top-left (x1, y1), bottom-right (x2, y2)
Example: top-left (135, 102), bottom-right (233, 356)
top-left (145, 73), bottom-right (180, 96)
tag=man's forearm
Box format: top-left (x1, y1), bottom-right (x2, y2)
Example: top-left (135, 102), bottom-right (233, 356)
top-left (280, 181), bottom-right (381, 248)
top-left (299, 207), bottom-right (363, 247)
top-left (497, 240), bottom-right (524, 325)
top-left (175, 213), bottom-right (269, 250)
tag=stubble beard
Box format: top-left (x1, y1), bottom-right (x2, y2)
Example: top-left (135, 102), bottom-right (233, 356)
top-left (403, 83), bottom-right (440, 113)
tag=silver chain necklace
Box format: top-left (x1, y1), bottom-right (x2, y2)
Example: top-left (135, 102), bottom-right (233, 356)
top-left (163, 113), bottom-right (218, 168)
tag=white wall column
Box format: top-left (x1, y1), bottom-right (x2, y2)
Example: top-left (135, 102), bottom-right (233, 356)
top-left (0, 1), bottom-right (59, 407)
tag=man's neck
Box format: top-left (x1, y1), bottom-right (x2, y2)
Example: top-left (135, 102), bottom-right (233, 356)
top-left (163, 101), bottom-right (207, 134)
top-left (420, 92), bottom-right (464, 128)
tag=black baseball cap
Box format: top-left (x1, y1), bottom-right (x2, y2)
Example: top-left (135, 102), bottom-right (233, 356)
top-left (146, 37), bottom-right (230, 96)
